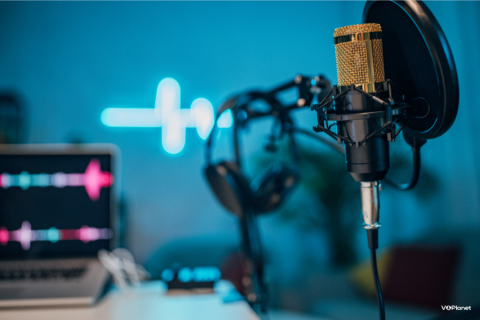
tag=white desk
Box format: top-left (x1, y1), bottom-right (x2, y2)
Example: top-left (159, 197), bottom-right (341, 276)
top-left (0, 281), bottom-right (260, 320)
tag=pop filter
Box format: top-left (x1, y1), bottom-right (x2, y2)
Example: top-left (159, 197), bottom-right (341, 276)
top-left (363, 0), bottom-right (459, 140)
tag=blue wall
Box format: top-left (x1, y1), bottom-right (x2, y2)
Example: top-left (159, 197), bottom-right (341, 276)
top-left (0, 1), bottom-right (479, 297)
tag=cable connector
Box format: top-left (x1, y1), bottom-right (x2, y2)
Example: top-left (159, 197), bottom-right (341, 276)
top-left (361, 181), bottom-right (381, 230)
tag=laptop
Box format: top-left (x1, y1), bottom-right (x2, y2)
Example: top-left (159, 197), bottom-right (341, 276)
top-left (0, 144), bottom-right (117, 308)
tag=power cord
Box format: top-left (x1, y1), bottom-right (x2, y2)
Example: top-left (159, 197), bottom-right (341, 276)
top-left (367, 229), bottom-right (386, 320)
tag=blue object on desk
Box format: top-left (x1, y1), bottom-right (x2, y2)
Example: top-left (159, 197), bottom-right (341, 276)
top-left (161, 265), bottom-right (221, 290)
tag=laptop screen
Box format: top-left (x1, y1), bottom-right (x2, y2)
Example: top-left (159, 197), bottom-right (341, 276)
top-left (0, 149), bottom-right (114, 259)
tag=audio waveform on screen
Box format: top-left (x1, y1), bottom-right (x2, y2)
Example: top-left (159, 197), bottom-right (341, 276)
top-left (0, 159), bottom-right (113, 201)
top-left (0, 221), bottom-right (112, 250)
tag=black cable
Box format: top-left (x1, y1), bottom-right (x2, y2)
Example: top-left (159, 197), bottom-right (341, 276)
top-left (367, 229), bottom-right (386, 320)
top-left (388, 130), bottom-right (426, 191)
top-left (408, 146), bottom-right (422, 190)
top-left (389, 146), bottom-right (421, 191)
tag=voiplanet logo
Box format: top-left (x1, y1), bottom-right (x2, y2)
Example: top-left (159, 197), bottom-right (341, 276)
top-left (442, 305), bottom-right (472, 311)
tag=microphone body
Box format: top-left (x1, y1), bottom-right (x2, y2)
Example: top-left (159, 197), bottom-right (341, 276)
top-left (334, 23), bottom-right (390, 182)
top-left (340, 87), bottom-right (390, 182)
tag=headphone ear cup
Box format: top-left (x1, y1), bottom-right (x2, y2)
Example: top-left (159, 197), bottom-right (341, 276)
top-left (204, 161), bottom-right (252, 217)
top-left (250, 163), bottom-right (299, 214)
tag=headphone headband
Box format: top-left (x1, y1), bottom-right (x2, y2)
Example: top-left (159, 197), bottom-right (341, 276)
top-left (205, 91), bottom-right (300, 171)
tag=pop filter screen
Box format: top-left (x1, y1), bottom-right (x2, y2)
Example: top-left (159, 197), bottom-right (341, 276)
top-left (363, 0), bottom-right (459, 140)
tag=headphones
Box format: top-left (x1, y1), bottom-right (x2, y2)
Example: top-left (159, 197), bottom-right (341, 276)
top-left (204, 91), bottom-right (301, 217)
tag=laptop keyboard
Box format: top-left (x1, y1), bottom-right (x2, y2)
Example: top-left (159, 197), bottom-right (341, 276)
top-left (0, 260), bottom-right (88, 281)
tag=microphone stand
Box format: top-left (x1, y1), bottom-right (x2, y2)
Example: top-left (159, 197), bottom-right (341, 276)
top-left (239, 207), bottom-right (268, 314)
top-left (226, 74), bottom-right (328, 316)
top-left (232, 112), bottom-right (268, 315)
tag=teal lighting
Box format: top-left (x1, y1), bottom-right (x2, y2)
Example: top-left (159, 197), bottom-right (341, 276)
top-left (161, 269), bottom-right (174, 282)
top-left (218, 109), bottom-right (233, 128)
top-left (178, 267), bottom-right (193, 282)
top-left (47, 227), bottom-right (60, 243)
top-left (101, 108), bottom-right (160, 127)
top-left (100, 78), bottom-right (233, 154)
top-left (191, 98), bottom-right (215, 140)
top-left (192, 267), bottom-right (221, 282)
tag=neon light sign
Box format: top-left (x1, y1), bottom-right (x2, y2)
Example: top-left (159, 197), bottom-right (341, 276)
top-left (101, 78), bottom-right (233, 154)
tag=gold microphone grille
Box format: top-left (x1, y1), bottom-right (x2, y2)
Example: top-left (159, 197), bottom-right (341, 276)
top-left (334, 23), bottom-right (382, 37)
top-left (334, 23), bottom-right (385, 92)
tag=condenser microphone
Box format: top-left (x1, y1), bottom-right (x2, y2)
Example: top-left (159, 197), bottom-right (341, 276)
top-left (312, 2), bottom-right (460, 318)
top-left (333, 23), bottom-right (390, 183)
top-left (317, 24), bottom-right (394, 320)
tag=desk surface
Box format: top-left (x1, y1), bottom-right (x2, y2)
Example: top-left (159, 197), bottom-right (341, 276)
top-left (0, 281), bottom-right (260, 320)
